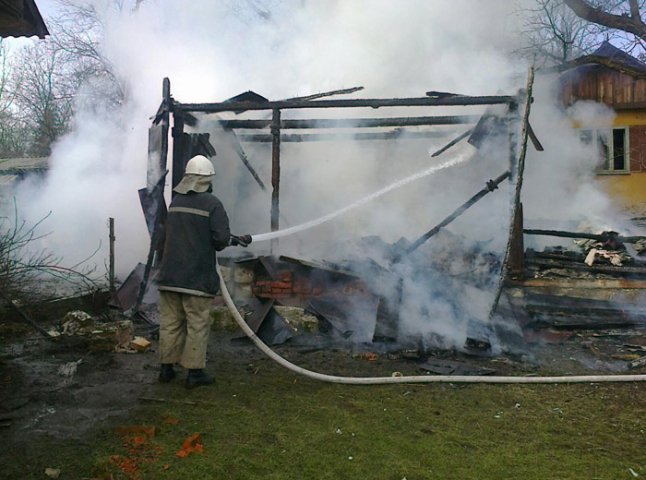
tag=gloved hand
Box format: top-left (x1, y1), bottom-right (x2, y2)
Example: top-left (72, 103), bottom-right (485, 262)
top-left (230, 234), bottom-right (252, 247)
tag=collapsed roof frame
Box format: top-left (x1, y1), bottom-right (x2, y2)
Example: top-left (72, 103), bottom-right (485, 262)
top-left (137, 76), bottom-right (532, 313)
top-left (148, 77), bottom-right (519, 242)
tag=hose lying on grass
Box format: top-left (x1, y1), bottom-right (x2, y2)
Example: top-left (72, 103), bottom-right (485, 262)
top-left (216, 261), bottom-right (646, 385)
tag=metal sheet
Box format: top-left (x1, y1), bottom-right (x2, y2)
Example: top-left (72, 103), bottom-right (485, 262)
top-left (257, 308), bottom-right (295, 345)
top-left (244, 298), bottom-right (275, 332)
top-left (109, 263), bottom-right (159, 311)
top-left (308, 292), bottom-right (379, 342)
top-left (147, 124), bottom-right (166, 192)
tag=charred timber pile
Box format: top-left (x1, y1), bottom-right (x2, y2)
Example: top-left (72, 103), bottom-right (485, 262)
top-left (522, 293), bottom-right (646, 329)
top-left (525, 249), bottom-right (646, 278)
top-left (511, 228), bottom-right (646, 330)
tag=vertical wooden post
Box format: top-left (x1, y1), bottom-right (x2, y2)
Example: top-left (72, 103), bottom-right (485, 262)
top-left (509, 203), bottom-right (525, 278)
top-left (160, 78), bottom-right (171, 179)
top-left (109, 217), bottom-right (115, 293)
top-left (135, 78), bottom-right (171, 312)
top-left (270, 108), bottom-right (281, 251)
top-left (489, 68), bottom-right (535, 318)
top-left (171, 113), bottom-right (185, 194)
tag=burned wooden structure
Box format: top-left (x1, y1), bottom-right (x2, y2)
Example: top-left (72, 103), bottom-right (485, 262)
top-left (134, 77), bottom-right (534, 345)
top-left (504, 224), bottom-right (646, 331)
top-left (480, 46), bottom-right (646, 334)
top-left (143, 78), bottom-right (521, 259)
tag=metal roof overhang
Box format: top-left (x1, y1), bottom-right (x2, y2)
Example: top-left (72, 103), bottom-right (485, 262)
top-left (0, 0), bottom-right (49, 38)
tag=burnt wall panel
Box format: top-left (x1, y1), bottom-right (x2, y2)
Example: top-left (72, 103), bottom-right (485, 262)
top-left (630, 125), bottom-right (646, 172)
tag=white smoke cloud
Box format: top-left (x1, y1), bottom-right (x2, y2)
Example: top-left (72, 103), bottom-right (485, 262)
top-left (6, 0), bottom-right (637, 348)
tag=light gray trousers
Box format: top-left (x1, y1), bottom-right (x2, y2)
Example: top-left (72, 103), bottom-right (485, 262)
top-left (158, 291), bottom-right (214, 369)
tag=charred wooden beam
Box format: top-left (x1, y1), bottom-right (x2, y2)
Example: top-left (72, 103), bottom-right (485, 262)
top-left (284, 86), bottom-right (364, 102)
top-left (509, 203), bottom-right (525, 277)
top-left (237, 130), bottom-right (447, 142)
top-left (231, 87), bottom-right (365, 115)
top-left (270, 109), bottom-right (281, 248)
top-left (171, 112), bottom-right (186, 192)
top-left (523, 229), bottom-right (646, 244)
top-left (175, 95), bottom-right (517, 113)
top-left (490, 71), bottom-right (534, 318)
top-left (526, 255), bottom-right (646, 276)
top-left (222, 128), bottom-right (267, 190)
top-left (398, 170), bottom-right (511, 259)
top-left (527, 122), bottom-right (544, 151)
top-left (218, 115), bottom-right (480, 130)
top-left (0, 290), bottom-right (53, 339)
top-left (430, 128), bottom-right (473, 157)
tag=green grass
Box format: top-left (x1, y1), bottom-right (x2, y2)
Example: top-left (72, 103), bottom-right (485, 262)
top-left (3, 353), bottom-right (644, 480)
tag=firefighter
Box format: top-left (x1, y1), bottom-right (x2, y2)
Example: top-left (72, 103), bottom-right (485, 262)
top-left (156, 154), bottom-right (251, 389)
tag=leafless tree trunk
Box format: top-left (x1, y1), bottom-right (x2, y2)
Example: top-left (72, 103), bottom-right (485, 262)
top-left (518, 0), bottom-right (605, 67)
top-left (564, 0), bottom-right (646, 56)
top-left (10, 44), bottom-right (74, 156)
top-left (564, 0), bottom-right (646, 39)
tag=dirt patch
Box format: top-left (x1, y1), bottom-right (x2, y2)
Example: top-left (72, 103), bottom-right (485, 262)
top-left (0, 308), bottom-right (644, 455)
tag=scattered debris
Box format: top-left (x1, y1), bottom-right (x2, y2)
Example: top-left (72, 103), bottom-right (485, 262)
top-left (44, 467), bottom-right (61, 479)
top-left (418, 358), bottom-right (495, 376)
top-left (110, 424), bottom-right (161, 479)
top-left (629, 357), bottom-right (646, 369)
top-left (176, 432), bottom-right (204, 458)
top-left (57, 359), bottom-right (82, 377)
top-left (130, 336), bottom-right (151, 352)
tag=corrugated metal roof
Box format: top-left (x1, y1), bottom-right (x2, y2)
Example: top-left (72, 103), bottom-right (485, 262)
top-left (0, 0), bottom-right (49, 38)
top-left (0, 156), bottom-right (48, 171)
top-left (591, 41), bottom-right (646, 74)
top-left (554, 41), bottom-right (646, 78)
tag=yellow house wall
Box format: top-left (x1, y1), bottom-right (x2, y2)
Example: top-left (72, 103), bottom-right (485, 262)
top-left (575, 111), bottom-right (646, 217)
top-left (614, 111), bottom-right (646, 126)
top-left (596, 172), bottom-right (646, 216)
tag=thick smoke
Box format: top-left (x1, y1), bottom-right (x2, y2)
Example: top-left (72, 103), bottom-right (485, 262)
top-left (5, 0), bottom-right (635, 349)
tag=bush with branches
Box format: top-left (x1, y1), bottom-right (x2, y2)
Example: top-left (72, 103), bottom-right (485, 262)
top-left (0, 201), bottom-right (99, 307)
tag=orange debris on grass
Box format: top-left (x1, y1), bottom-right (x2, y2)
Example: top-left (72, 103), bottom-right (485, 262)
top-left (176, 432), bottom-right (204, 458)
top-left (109, 424), bottom-right (163, 479)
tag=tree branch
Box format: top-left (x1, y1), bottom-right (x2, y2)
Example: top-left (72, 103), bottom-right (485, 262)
top-left (564, 0), bottom-right (646, 41)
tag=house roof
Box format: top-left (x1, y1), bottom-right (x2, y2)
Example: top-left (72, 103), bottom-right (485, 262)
top-left (0, 0), bottom-right (48, 38)
top-left (0, 156), bottom-right (49, 171)
top-left (554, 41), bottom-right (646, 78)
top-left (0, 157), bottom-right (48, 190)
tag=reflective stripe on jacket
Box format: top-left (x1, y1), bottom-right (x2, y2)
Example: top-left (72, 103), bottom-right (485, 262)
top-left (156, 191), bottom-right (231, 296)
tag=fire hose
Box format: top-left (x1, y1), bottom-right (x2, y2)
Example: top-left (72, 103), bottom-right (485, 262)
top-left (216, 261), bottom-right (646, 385)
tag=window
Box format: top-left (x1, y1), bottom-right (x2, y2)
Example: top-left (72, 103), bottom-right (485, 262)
top-left (579, 127), bottom-right (629, 173)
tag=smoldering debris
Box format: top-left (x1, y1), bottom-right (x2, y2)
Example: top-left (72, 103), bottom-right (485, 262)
top-left (211, 221), bottom-right (646, 373)
top-left (509, 226), bottom-right (646, 331)
top-left (219, 229), bottom-right (506, 356)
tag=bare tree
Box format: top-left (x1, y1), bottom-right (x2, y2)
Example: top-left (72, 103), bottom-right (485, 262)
top-left (518, 0), bottom-right (646, 67)
top-left (519, 0), bottom-right (605, 67)
top-left (0, 0), bottom-right (129, 156)
top-left (564, 0), bottom-right (646, 57)
top-left (48, 0), bottom-right (126, 110)
top-left (9, 43), bottom-right (76, 156)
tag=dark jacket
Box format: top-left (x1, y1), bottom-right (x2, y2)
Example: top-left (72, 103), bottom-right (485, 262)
top-left (157, 191), bottom-right (231, 296)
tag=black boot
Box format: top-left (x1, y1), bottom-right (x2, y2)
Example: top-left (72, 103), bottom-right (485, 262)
top-left (186, 369), bottom-right (214, 389)
top-left (159, 363), bottom-right (176, 383)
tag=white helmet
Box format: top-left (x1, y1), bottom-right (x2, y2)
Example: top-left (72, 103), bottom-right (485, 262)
top-left (184, 155), bottom-right (215, 176)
